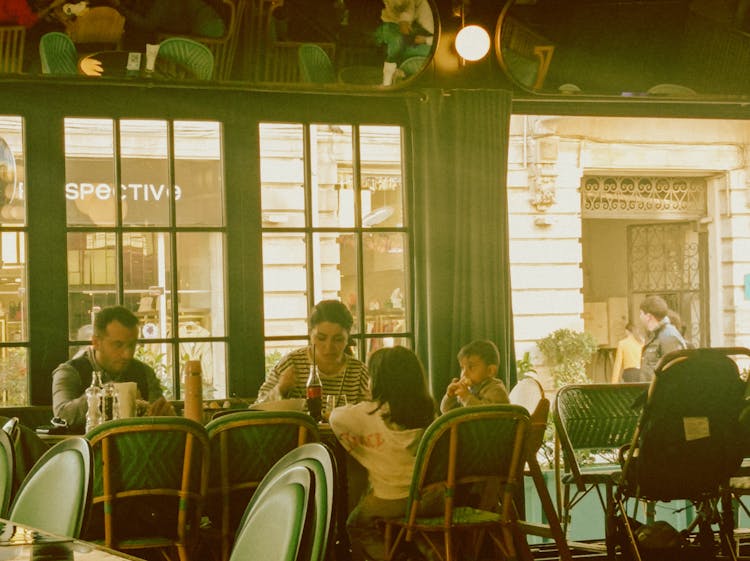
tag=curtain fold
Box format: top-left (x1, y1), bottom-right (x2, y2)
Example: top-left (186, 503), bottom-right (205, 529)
top-left (408, 88), bottom-right (516, 399)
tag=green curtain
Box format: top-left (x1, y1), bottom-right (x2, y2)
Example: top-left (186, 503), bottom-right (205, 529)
top-left (408, 88), bottom-right (516, 398)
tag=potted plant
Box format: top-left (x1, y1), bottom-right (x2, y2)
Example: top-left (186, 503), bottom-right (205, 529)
top-left (537, 328), bottom-right (598, 388)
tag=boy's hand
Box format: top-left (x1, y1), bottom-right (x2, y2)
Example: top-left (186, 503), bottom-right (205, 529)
top-left (445, 377), bottom-right (461, 397)
top-left (454, 376), bottom-right (471, 399)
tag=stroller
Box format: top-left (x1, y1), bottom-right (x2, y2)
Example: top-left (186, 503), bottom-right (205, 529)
top-left (608, 347), bottom-right (750, 561)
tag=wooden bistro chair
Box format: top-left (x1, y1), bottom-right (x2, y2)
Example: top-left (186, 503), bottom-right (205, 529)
top-left (156, 38), bottom-right (215, 80)
top-left (383, 404), bottom-right (532, 561)
top-left (0, 25), bottom-right (26, 74)
top-left (203, 410), bottom-right (319, 561)
top-left (509, 377), bottom-right (572, 561)
top-left (0, 429), bottom-right (15, 518)
top-left (553, 382), bottom-right (649, 544)
top-left (39, 31), bottom-right (78, 75)
top-left (85, 417), bottom-right (210, 561)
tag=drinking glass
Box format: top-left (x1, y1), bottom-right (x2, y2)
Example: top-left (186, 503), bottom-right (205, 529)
top-left (323, 394), bottom-right (348, 421)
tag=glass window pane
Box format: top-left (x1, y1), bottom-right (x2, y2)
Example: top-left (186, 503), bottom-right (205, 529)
top-left (0, 116), bottom-right (25, 226)
top-left (313, 232), bottom-right (359, 332)
top-left (176, 232), bottom-right (226, 337)
top-left (263, 232), bottom-right (307, 337)
top-left (67, 232), bottom-right (117, 339)
top-left (135, 342), bottom-right (174, 400)
top-left (0, 347), bottom-right (27, 406)
top-left (311, 124), bottom-right (353, 228)
top-left (65, 118), bottom-right (116, 227)
top-left (264, 339), bottom-right (307, 377)
top-left (363, 232), bottom-right (408, 334)
top-left (174, 121), bottom-right (224, 227)
top-left (178, 341), bottom-right (227, 400)
top-left (123, 232), bottom-right (172, 340)
top-left (120, 120), bottom-right (170, 227)
top-left (360, 126), bottom-right (404, 228)
top-left (365, 336), bottom-right (412, 358)
top-left (260, 123), bottom-right (305, 228)
top-left (336, 233), bottom-right (360, 330)
top-left (0, 232), bottom-right (27, 342)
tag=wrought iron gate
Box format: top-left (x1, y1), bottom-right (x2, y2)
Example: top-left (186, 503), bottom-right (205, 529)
top-left (627, 222), bottom-right (707, 347)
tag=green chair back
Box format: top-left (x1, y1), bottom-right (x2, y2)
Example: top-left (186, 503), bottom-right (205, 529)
top-left (297, 44), bottom-right (335, 84)
top-left (8, 436), bottom-right (92, 538)
top-left (399, 55), bottom-right (426, 77)
top-left (230, 464), bottom-right (313, 561)
top-left (85, 416), bottom-right (209, 559)
top-left (248, 442), bottom-right (335, 561)
top-left (39, 32), bottom-right (78, 75)
top-left (204, 410), bottom-right (319, 561)
top-left (384, 405), bottom-right (531, 561)
top-left (157, 37), bottom-right (215, 80)
top-left (0, 429), bottom-right (14, 518)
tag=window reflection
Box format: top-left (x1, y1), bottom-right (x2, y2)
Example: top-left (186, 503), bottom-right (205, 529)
top-left (64, 118), bottom-right (228, 399)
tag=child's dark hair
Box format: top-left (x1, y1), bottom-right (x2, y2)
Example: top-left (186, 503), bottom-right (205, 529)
top-left (369, 346), bottom-right (435, 429)
top-left (456, 339), bottom-right (500, 367)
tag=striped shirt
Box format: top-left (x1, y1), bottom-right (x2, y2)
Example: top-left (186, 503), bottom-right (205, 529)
top-left (255, 346), bottom-right (370, 405)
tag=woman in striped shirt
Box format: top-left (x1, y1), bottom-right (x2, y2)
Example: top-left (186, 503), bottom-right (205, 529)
top-left (254, 300), bottom-right (370, 405)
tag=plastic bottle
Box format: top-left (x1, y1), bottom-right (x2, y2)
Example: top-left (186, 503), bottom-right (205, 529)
top-left (85, 371), bottom-right (103, 432)
top-left (306, 365), bottom-right (323, 422)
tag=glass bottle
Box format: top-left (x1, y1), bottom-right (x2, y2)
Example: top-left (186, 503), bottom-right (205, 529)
top-left (85, 370), bottom-right (103, 432)
top-left (306, 365), bottom-right (323, 422)
top-left (101, 382), bottom-right (118, 422)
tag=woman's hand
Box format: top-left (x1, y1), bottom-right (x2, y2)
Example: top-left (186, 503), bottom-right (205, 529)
top-left (277, 366), bottom-right (298, 397)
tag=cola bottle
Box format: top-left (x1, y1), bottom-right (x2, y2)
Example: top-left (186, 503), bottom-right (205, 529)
top-left (306, 366), bottom-right (323, 422)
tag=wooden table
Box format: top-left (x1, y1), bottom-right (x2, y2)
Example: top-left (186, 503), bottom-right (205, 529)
top-left (0, 518), bottom-right (143, 560)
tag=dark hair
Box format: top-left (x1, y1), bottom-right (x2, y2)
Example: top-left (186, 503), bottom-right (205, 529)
top-left (666, 309), bottom-right (683, 332)
top-left (93, 305), bottom-right (139, 337)
top-left (639, 295), bottom-right (669, 320)
top-left (369, 346), bottom-right (435, 430)
top-left (457, 339), bottom-right (500, 367)
top-left (308, 299), bottom-right (353, 332)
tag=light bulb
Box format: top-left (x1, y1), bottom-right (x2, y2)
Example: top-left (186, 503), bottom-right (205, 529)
top-left (455, 25), bottom-right (490, 61)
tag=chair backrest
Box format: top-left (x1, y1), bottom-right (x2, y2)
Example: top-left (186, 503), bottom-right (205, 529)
top-left (204, 410), bottom-right (319, 561)
top-left (229, 464), bottom-right (314, 561)
top-left (8, 436), bottom-right (93, 538)
top-left (553, 382), bottom-right (649, 482)
top-left (247, 442), bottom-right (336, 561)
top-left (406, 405), bottom-right (530, 524)
top-left (157, 37), bottom-right (215, 80)
top-left (85, 416), bottom-right (209, 553)
top-left (509, 377), bottom-right (549, 460)
top-left (65, 7), bottom-right (125, 48)
top-left (0, 429), bottom-right (14, 518)
top-left (399, 55), bottom-right (426, 77)
top-left (0, 25), bottom-right (25, 74)
top-left (39, 32), bottom-right (79, 75)
top-left (622, 347), bottom-right (749, 500)
top-left (297, 43), bottom-right (335, 84)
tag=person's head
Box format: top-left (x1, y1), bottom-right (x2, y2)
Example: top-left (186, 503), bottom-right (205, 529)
top-left (639, 295), bottom-right (669, 330)
top-left (456, 339), bottom-right (500, 385)
top-left (92, 305), bottom-right (140, 374)
top-left (368, 346), bottom-right (435, 429)
top-left (308, 300), bottom-right (354, 365)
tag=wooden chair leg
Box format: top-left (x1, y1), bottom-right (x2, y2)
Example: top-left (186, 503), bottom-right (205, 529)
top-left (528, 458), bottom-right (573, 561)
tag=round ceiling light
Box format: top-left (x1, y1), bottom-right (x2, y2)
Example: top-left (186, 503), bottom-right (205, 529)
top-left (455, 25), bottom-right (491, 61)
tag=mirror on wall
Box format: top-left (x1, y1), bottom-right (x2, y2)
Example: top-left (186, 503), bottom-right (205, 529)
top-left (27, 0), bottom-right (438, 88)
top-left (495, 0), bottom-right (750, 97)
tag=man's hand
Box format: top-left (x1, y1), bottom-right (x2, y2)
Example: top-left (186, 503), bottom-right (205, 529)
top-left (147, 396), bottom-right (176, 417)
top-left (277, 366), bottom-right (298, 397)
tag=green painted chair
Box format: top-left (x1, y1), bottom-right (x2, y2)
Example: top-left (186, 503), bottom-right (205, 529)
top-left (247, 442), bottom-right (336, 561)
top-left (85, 416), bottom-right (210, 561)
top-left (553, 382), bottom-right (650, 535)
top-left (229, 464), bottom-right (314, 561)
top-left (156, 37), bottom-right (215, 80)
top-left (297, 43), bottom-right (335, 84)
top-left (398, 55), bottom-right (427, 78)
top-left (8, 436), bottom-right (92, 538)
top-left (382, 405), bottom-right (532, 561)
top-left (39, 32), bottom-right (79, 75)
top-left (0, 429), bottom-right (14, 518)
top-left (203, 410), bottom-right (319, 561)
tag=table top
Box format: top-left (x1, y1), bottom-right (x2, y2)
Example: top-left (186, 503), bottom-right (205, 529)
top-left (0, 518), bottom-right (142, 560)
